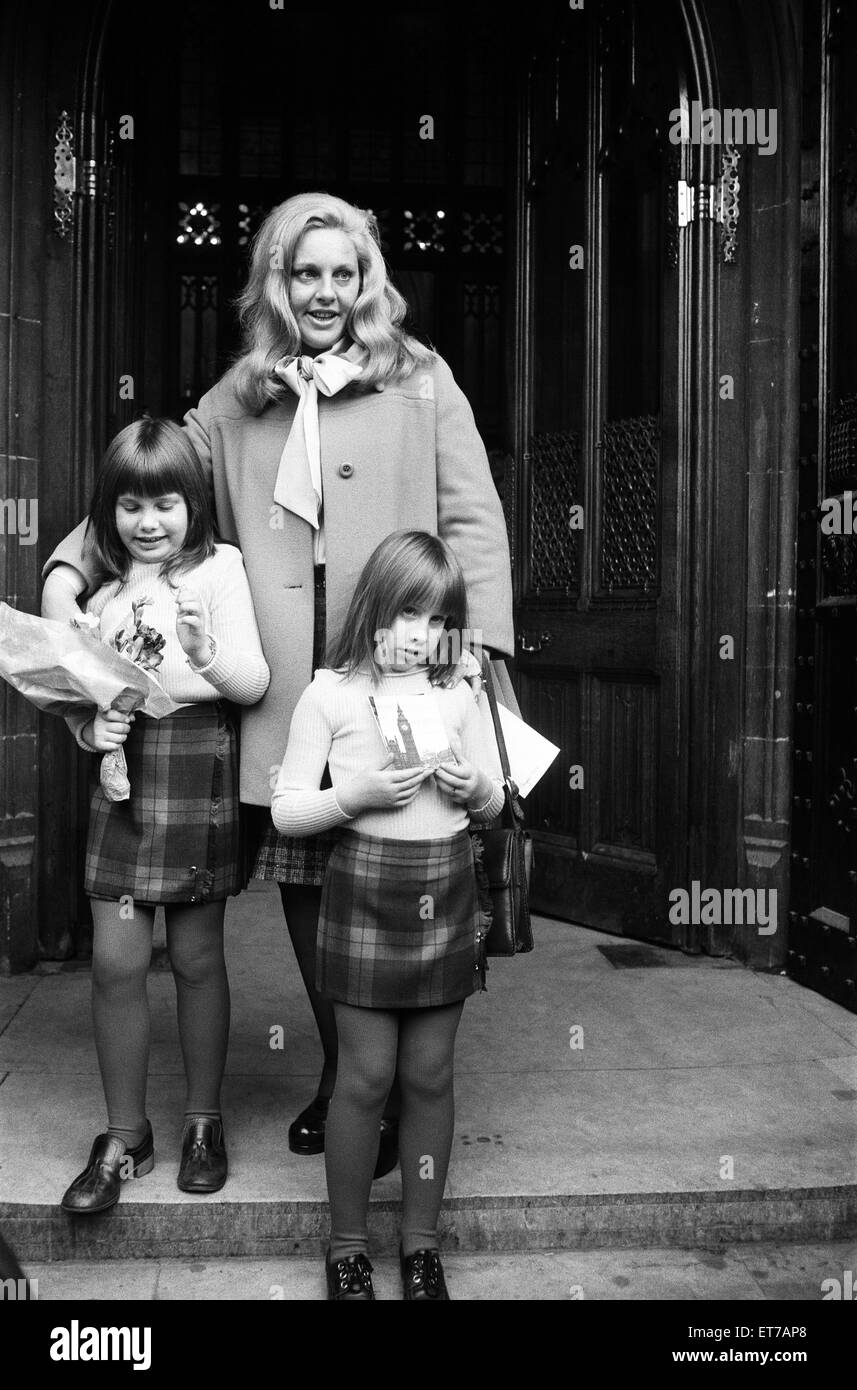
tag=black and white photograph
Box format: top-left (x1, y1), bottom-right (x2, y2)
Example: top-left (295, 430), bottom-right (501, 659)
top-left (0, 0), bottom-right (855, 1348)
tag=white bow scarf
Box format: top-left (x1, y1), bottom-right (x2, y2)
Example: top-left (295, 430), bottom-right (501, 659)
top-left (272, 339), bottom-right (366, 561)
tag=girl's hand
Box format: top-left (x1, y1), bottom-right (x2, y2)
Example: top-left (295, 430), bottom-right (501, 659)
top-left (87, 708), bottom-right (135, 751)
top-left (337, 755), bottom-right (434, 816)
top-left (175, 589), bottom-right (213, 665)
top-left (435, 647), bottom-right (483, 697)
top-left (434, 736), bottom-right (492, 807)
top-left (434, 759), bottom-right (492, 807)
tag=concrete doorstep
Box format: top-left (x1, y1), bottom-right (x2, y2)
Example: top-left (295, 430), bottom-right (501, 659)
top-left (1, 885), bottom-right (856, 1263)
top-left (11, 1242), bottom-right (857, 1302)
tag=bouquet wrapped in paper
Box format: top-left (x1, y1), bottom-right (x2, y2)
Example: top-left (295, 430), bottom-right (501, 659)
top-left (0, 599), bottom-right (179, 801)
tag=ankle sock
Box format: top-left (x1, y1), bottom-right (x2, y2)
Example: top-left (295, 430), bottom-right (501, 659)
top-left (329, 1238), bottom-right (371, 1262)
top-left (107, 1122), bottom-right (149, 1150)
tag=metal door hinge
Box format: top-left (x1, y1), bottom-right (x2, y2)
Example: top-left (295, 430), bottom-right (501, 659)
top-left (673, 147), bottom-right (741, 264)
top-left (677, 180), bottom-right (696, 227)
top-left (53, 111), bottom-right (75, 240)
top-left (82, 159), bottom-right (99, 198)
top-left (676, 180), bottom-right (722, 224)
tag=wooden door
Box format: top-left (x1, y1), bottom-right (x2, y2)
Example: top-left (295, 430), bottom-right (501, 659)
top-left (513, 0), bottom-right (689, 944)
top-left (789, 0), bottom-right (857, 1013)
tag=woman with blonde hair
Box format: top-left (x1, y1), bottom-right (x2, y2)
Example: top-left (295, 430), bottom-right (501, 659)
top-left (231, 192), bottom-right (432, 408)
top-left (42, 190), bottom-right (515, 1211)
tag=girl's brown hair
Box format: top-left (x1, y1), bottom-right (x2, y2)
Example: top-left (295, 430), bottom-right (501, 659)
top-left (85, 417), bottom-right (216, 586)
top-left (327, 530), bottom-right (469, 685)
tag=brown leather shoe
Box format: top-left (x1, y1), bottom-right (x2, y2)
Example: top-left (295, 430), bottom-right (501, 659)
top-left (177, 1116), bottom-right (227, 1194)
top-left (326, 1249), bottom-right (376, 1300)
top-left (400, 1246), bottom-right (450, 1300)
top-left (61, 1123), bottom-right (154, 1215)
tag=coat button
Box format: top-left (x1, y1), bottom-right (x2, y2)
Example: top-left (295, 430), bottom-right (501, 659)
top-left (338, 462), bottom-right (354, 478)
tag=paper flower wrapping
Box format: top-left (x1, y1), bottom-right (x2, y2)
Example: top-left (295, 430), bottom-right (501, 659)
top-left (0, 602), bottom-right (178, 801)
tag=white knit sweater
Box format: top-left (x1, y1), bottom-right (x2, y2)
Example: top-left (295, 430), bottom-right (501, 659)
top-left (271, 666), bottom-right (505, 840)
top-left (66, 544), bottom-right (270, 749)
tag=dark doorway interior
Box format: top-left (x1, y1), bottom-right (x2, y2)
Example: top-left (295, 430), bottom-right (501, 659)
top-left (127, 0), bottom-right (512, 452)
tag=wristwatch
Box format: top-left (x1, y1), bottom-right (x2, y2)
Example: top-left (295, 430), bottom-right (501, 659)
top-left (188, 634), bottom-right (218, 673)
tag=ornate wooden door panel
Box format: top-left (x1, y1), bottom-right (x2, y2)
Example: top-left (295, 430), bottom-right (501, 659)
top-left (514, 0), bottom-right (688, 943)
top-left (789, 0), bottom-right (857, 1012)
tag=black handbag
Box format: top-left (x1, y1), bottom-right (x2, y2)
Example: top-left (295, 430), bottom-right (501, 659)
top-left (472, 657), bottom-right (534, 956)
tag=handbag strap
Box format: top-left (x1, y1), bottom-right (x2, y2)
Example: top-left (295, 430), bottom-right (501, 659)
top-left (480, 654), bottom-right (525, 827)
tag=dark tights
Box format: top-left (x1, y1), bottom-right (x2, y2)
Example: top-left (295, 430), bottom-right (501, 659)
top-left (326, 999), bottom-right (465, 1259)
top-left (279, 886), bottom-right (339, 1099)
top-left (279, 884), bottom-right (401, 1120)
top-left (89, 898), bottom-right (229, 1148)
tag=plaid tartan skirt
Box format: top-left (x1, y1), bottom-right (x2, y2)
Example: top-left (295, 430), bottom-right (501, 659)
top-left (84, 700), bottom-right (241, 905)
top-left (249, 565), bottom-right (340, 886)
top-left (317, 830), bottom-right (489, 1009)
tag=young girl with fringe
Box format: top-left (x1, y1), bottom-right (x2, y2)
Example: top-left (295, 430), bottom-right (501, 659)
top-left (271, 529), bottom-right (502, 1300)
top-left (50, 417), bottom-right (269, 1214)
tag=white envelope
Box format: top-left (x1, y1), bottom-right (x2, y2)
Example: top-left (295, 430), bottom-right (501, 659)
top-left (480, 698), bottom-right (560, 798)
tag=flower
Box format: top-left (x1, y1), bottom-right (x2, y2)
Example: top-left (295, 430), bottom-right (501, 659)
top-left (110, 597), bottom-right (167, 671)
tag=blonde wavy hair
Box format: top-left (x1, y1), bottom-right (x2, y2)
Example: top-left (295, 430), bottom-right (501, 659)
top-left (231, 193), bottom-right (434, 412)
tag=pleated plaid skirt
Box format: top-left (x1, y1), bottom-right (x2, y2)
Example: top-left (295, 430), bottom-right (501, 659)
top-left (84, 700), bottom-right (241, 905)
top-left (248, 565), bottom-right (340, 886)
top-left (317, 830), bottom-right (489, 1009)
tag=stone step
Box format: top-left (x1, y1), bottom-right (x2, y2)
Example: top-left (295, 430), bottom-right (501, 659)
top-left (16, 1241), bottom-right (857, 1301)
top-left (4, 908), bottom-right (856, 1266)
top-left (5, 1184), bottom-right (857, 1263)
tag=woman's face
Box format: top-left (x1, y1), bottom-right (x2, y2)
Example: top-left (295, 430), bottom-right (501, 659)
top-left (288, 228), bottom-right (361, 355)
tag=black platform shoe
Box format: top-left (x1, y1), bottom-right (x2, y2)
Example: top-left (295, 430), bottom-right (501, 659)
top-left (400, 1246), bottom-right (450, 1300)
top-left (61, 1122), bottom-right (154, 1215)
top-left (177, 1116), bottom-right (228, 1194)
top-left (326, 1249), bottom-right (376, 1301)
top-left (373, 1117), bottom-right (399, 1179)
top-left (288, 1095), bottom-right (330, 1155)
